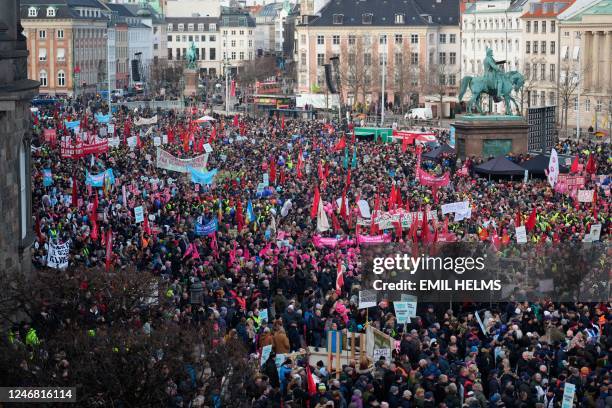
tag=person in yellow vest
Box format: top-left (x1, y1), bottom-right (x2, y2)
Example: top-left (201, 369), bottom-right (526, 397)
top-left (25, 327), bottom-right (39, 347)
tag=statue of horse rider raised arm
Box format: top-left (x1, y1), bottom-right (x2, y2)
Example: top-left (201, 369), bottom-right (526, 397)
top-left (458, 48), bottom-right (525, 115)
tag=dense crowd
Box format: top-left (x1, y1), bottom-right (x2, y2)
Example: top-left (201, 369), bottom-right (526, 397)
top-left (23, 96), bottom-right (612, 407)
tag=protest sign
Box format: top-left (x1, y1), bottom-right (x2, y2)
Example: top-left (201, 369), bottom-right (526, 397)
top-left (260, 345), bottom-right (272, 366)
top-left (127, 136), bottom-right (137, 148)
top-left (153, 137), bottom-right (161, 146)
top-left (561, 382), bottom-right (576, 408)
top-left (107, 124), bottom-right (115, 135)
top-left (156, 148), bottom-right (209, 173)
top-left (43, 169), bottom-right (53, 187)
top-left (441, 201), bottom-right (469, 215)
top-left (589, 224), bottom-right (602, 241)
top-left (263, 173), bottom-right (269, 186)
top-left (47, 241), bottom-right (69, 269)
top-left (577, 189), bottom-right (594, 202)
top-left (134, 206), bottom-right (144, 223)
top-left (399, 294), bottom-right (418, 317)
top-left (547, 149), bottom-right (559, 187)
top-left (515, 226), bottom-right (527, 243)
top-left (195, 219), bottom-right (218, 236)
top-left (360, 210), bottom-right (437, 230)
top-left (358, 289), bottom-right (377, 309)
top-left (373, 348), bottom-right (392, 361)
top-left (203, 143), bottom-right (213, 153)
top-left (109, 137), bottom-right (120, 148)
top-left (162, 134), bottom-right (168, 144)
top-left (259, 309), bottom-right (269, 323)
top-left (393, 302), bottom-right (411, 324)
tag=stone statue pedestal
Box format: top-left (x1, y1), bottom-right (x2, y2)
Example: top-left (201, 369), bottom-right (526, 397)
top-left (183, 69), bottom-right (198, 98)
top-left (452, 115), bottom-right (528, 159)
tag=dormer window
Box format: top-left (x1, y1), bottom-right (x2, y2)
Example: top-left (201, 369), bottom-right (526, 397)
top-left (198, 23), bottom-right (204, 31)
top-left (188, 23), bottom-right (194, 31)
top-left (333, 14), bottom-right (343, 24)
top-left (209, 23), bottom-right (216, 31)
top-left (394, 13), bottom-right (404, 24)
top-left (28, 7), bottom-right (37, 17)
top-left (46, 7), bottom-right (55, 17)
top-left (178, 23), bottom-right (184, 31)
top-left (362, 13), bottom-right (373, 24)
top-left (167, 23), bottom-right (173, 31)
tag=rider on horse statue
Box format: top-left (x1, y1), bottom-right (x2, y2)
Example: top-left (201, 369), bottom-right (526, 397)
top-left (483, 48), bottom-right (503, 101)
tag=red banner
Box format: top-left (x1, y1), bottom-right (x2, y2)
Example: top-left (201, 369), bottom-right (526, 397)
top-left (61, 137), bottom-right (109, 158)
top-left (43, 128), bottom-right (57, 146)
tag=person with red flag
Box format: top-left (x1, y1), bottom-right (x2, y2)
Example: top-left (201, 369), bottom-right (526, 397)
top-left (335, 261), bottom-right (344, 295)
top-left (310, 185), bottom-right (320, 219)
top-left (333, 133), bottom-right (346, 152)
top-left (525, 207), bottom-right (537, 231)
top-left (585, 153), bottom-right (597, 174)
top-left (570, 155), bottom-right (580, 173)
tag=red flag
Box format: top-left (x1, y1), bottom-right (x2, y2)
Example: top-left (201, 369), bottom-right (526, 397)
top-left (340, 190), bottom-right (348, 221)
top-left (585, 154), bottom-right (596, 174)
top-left (570, 155), bottom-right (579, 173)
top-left (167, 127), bottom-right (174, 143)
top-left (143, 215), bottom-right (152, 235)
top-left (72, 177), bottom-right (78, 207)
top-left (394, 219), bottom-right (402, 241)
top-left (388, 184), bottom-right (396, 210)
top-left (230, 80), bottom-right (236, 97)
top-left (592, 189), bottom-right (598, 219)
top-left (269, 158), bottom-right (276, 185)
top-left (236, 201), bottom-right (245, 232)
top-left (442, 216), bottom-right (449, 233)
top-left (296, 150), bottom-right (304, 178)
top-left (105, 229), bottom-right (113, 272)
top-left (281, 115), bottom-right (285, 130)
top-left (335, 261), bottom-right (344, 295)
top-left (333, 134), bottom-right (346, 152)
top-left (515, 211), bottom-right (522, 227)
top-left (233, 114), bottom-right (239, 127)
top-left (351, 128), bottom-right (356, 144)
top-left (409, 214), bottom-right (419, 243)
top-left (310, 186), bottom-right (320, 219)
top-left (136, 131), bottom-right (142, 149)
top-left (345, 169), bottom-right (351, 188)
top-left (525, 207), bottom-right (537, 232)
top-left (420, 210), bottom-right (430, 243)
top-left (370, 193), bottom-right (380, 235)
top-left (306, 365), bottom-right (316, 395)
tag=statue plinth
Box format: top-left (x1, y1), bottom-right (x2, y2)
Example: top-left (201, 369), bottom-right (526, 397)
top-left (183, 68), bottom-right (198, 98)
top-left (452, 115), bottom-right (528, 159)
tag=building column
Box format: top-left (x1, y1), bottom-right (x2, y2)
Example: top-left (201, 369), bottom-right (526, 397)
top-left (592, 31), bottom-right (600, 91)
top-left (604, 31), bottom-right (611, 93)
top-left (582, 31), bottom-right (591, 91)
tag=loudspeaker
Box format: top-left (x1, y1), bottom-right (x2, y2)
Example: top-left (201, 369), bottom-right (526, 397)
top-left (131, 60), bottom-right (140, 82)
top-left (324, 64), bottom-right (337, 94)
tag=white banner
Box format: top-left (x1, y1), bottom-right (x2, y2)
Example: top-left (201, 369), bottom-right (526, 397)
top-left (156, 147), bottom-right (209, 173)
top-left (357, 210), bottom-right (438, 230)
top-left (134, 115), bottom-right (157, 126)
top-left (47, 241), bottom-right (69, 269)
top-left (441, 201), bottom-right (469, 215)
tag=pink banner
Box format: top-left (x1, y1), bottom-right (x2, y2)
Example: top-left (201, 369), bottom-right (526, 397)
top-left (43, 128), bottom-right (57, 146)
top-left (418, 168), bottom-right (450, 187)
top-left (312, 236), bottom-right (355, 248)
top-left (437, 232), bottom-right (458, 243)
top-left (356, 234), bottom-right (392, 245)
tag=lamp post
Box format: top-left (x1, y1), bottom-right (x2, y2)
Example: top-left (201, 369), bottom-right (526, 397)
top-left (380, 52), bottom-right (386, 127)
top-left (104, 30), bottom-right (112, 111)
top-left (576, 33), bottom-right (582, 141)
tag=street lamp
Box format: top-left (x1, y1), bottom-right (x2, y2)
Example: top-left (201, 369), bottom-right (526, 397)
top-left (103, 31), bottom-right (112, 111)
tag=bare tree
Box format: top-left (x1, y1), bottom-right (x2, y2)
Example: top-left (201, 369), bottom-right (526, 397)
top-left (558, 58), bottom-right (588, 138)
top-left (392, 47), bottom-right (421, 114)
top-left (424, 63), bottom-right (459, 119)
top-left (238, 55), bottom-right (278, 88)
top-left (339, 38), bottom-right (371, 109)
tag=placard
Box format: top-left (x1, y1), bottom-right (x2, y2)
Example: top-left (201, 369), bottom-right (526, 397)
top-left (515, 226), bottom-right (527, 243)
top-left (134, 206), bottom-right (144, 223)
top-left (358, 289), bottom-right (377, 309)
top-left (393, 302), bottom-right (411, 324)
top-left (47, 241), bottom-right (69, 269)
top-left (577, 189), bottom-right (594, 202)
top-left (589, 224), bottom-right (601, 241)
top-left (153, 137), bottom-right (161, 146)
top-left (260, 344), bottom-right (272, 366)
top-left (561, 382), bottom-right (576, 408)
top-left (203, 143), bottom-right (213, 153)
top-left (373, 348), bottom-right (392, 361)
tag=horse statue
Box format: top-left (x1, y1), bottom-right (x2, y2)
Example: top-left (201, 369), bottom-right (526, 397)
top-left (186, 42), bottom-right (197, 70)
top-left (458, 49), bottom-right (525, 115)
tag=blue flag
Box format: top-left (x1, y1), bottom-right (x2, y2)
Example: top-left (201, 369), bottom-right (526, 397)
top-left (43, 168), bottom-right (53, 187)
top-left (85, 168), bottom-right (115, 187)
top-left (64, 120), bottom-right (80, 130)
top-left (189, 167), bottom-right (218, 185)
top-left (94, 113), bottom-right (111, 124)
top-left (247, 200), bottom-right (256, 223)
top-left (195, 219), bottom-right (218, 236)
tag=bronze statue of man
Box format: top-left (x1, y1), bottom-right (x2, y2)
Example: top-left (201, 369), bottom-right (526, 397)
top-left (483, 48), bottom-right (502, 99)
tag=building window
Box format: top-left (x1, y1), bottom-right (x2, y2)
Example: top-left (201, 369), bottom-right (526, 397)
top-left (540, 64), bottom-right (545, 80)
top-left (449, 52), bottom-right (456, 65)
top-left (363, 35), bottom-right (371, 45)
top-left (379, 53), bottom-right (387, 66)
top-left (394, 13), bottom-right (404, 24)
top-left (395, 52), bottom-right (402, 65)
top-left (531, 92), bottom-right (537, 106)
top-left (332, 35), bottom-right (340, 45)
top-left (348, 35), bottom-right (355, 45)
top-left (541, 41), bottom-right (546, 54)
top-left (317, 53), bottom-right (324, 65)
top-left (300, 52), bottom-right (306, 65)
top-left (550, 64), bottom-right (555, 82)
top-left (526, 21), bottom-right (531, 33)
top-left (57, 70), bottom-right (65, 87)
top-left (533, 63), bottom-right (538, 80)
top-left (596, 99), bottom-right (602, 112)
top-left (301, 34), bottom-right (306, 44)
top-left (449, 74), bottom-right (456, 86)
top-left (201, 48), bottom-right (205, 60)
top-left (395, 34), bottom-right (402, 44)
top-left (550, 41), bottom-right (555, 55)
top-left (525, 63), bottom-right (531, 78)
top-left (39, 69), bottom-right (47, 87)
top-left (439, 33), bottom-right (446, 44)
top-left (198, 23), bottom-right (204, 31)
top-left (551, 21), bottom-right (555, 33)
top-left (28, 6), bottom-right (37, 16)
top-left (333, 14), bottom-right (343, 24)
top-left (168, 35), bottom-right (172, 42)
top-left (573, 97), bottom-right (578, 111)
top-left (57, 29), bottom-right (64, 39)
top-left (46, 7), bottom-right (55, 17)
top-left (429, 51), bottom-right (434, 65)
top-left (379, 35), bottom-right (386, 45)
top-left (364, 53), bottom-right (372, 65)
top-left (542, 21), bottom-right (546, 33)
top-left (189, 35), bottom-right (193, 42)
top-left (410, 52), bottom-right (418, 65)
top-left (178, 24), bottom-right (184, 31)
top-left (168, 48), bottom-right (173, 60)
top-left (248, 40), bottom-right (252, 47)
top-left (585, 98), bottom-right (590, 112)
top-left (231, 40), bottom-right (236, 47)
top-left (38, 48), bottom-right (47, 61)
top-left (210, 35), bottom-right (215, 41)
top-left (57, 48), bottom-right (65, 61)
top-left (362, 13), bottom-right (372, 24)
top-left (533, 21), bottom-right (538, 33)
top-left (533, 41), bottom-right (538, 54)
top-left (239, 51), bottom-right (244, 60)
top-left (231, 51), bottom-right (236, 60)
top-left (410, 34), bottom-right (418, 44)
top-left (209, 48), bottom-right (216, 59)
top-left (526, 41), bottom-right (530, 54)
top-left (39, 29), bottom-right (46, 39)
top-left (317, 35), bottom-right (324, 45)
top-left (438, 52), bottom-right (446, 65)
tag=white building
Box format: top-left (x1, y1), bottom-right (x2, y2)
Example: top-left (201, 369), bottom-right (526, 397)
top-left (107, 26), bottom-right (117, 90)
top-left (253, 1), bottom-right (293, 55)
top-left (167, 17), bottom-right (221, 76)
top-left (220, 9), bottom-right (257, 70)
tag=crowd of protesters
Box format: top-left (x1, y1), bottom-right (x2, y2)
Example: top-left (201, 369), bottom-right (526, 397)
top-left (23, 95), bottom-right (611, 407)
